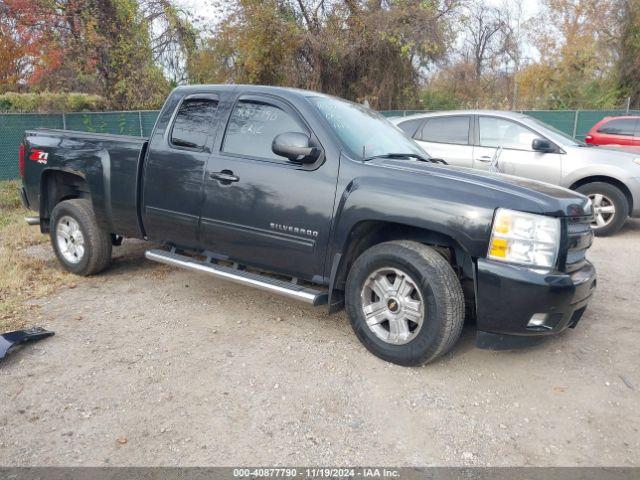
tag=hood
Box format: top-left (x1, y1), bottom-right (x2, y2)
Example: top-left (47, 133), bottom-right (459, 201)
top-left (370, 158), bottom-right (592, 218)
top-left (567, 144), bottom-right (640, 162)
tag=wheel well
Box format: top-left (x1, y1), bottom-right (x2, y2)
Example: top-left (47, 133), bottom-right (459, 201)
top-left (333, 221), bottom-right (472, 291)
top-left (40, 170), bottom-right (90, 232)
top-left (570, 176), bottom-right (633, 212)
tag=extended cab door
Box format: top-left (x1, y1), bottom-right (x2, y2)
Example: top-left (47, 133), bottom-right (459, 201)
top-left (198, 94), bottom-right (337, 281)
top-left (142, 93), bottom-right (219, 248)
top-left (472, 115), bottom-right (563, 185)
top-left (413, 115), bottom-right (474, 167)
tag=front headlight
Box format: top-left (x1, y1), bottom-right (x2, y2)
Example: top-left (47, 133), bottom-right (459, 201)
top-left (488, 208), bottom-right (560, 269)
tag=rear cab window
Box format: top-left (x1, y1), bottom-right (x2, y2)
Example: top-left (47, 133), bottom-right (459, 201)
top-left (597, 118), bottom-right (638, 136)
top-left (417, 116), bottom-right (470, 145)
top-left (170, 95), bottom-right (219, 149)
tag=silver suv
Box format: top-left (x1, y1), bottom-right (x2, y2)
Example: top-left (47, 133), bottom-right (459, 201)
top-left (392, 110), bottom-right (640, 236)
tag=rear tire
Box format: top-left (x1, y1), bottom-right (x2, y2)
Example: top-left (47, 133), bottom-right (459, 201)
top-left (345, 241), bottom-right (465, 366)
top-left (576, 182), bottom-right (628, 237)
top-left (50, 199), bottom-right (112, 276)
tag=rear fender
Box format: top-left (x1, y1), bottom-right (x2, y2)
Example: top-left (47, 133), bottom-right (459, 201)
top-left (39, 166), bottom-right (109, 233)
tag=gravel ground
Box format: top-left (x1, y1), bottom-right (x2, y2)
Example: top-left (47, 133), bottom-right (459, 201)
top-left (0, 220), bottom-right (639, 466)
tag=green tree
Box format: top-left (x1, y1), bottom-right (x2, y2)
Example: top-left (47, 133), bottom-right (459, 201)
top-left (618, 0), bottom-right (640, 107)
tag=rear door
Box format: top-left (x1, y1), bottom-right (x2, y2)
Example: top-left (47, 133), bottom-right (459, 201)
top-left (473, 115), bottom-right (562, 185)
top-left (198, 94), bottom-right (337, 280)
top-left (142, 93), bottom-right (219, 248)
top-left (413, 115), bottom-right (474, 167)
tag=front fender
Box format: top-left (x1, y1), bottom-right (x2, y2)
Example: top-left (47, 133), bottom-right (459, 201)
top-left (563, 165), bottom-right (634, 190)
top-left (329, 176), bottom-right (495, 262)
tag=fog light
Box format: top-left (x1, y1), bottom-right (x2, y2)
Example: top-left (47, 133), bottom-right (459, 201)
top-left (528, 313), bottom-right (549, 328)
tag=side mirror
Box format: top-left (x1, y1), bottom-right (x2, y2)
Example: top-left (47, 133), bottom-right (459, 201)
top-left (532, 138), bottom-right (555, 153)
top-left (272, 132), bottom-right (320, 164)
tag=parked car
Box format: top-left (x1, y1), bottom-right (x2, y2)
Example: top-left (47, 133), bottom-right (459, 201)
top-left (19, 86), bottom-right (596, 366)
top-left (585, 116), bottom-right (640, 147)
top-left (392, 110), bottom-right (640, 236)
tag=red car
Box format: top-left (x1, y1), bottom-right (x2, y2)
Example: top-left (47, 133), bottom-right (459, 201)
top-left (585, 116), bottom-right (640, 146)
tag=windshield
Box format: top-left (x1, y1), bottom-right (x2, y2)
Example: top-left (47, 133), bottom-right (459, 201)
top-left (530, 117), bottom-right (587, 147)
top-left (308, 96), bottom-right (426, 159)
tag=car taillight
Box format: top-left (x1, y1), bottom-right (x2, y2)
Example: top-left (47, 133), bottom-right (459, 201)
top-left (585, 135), bottom-right (593, 143)
top-left (18, 143), bottom-right (25, 178)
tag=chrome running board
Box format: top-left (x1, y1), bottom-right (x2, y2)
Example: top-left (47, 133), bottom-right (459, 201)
top-left (145, 248), bottom-right (328, 306)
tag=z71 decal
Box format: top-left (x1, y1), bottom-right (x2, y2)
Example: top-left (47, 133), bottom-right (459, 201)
top-left (29, 149), bottom-right (49, 164)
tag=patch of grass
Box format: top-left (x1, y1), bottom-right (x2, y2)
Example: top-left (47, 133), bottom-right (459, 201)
top-left (0, 180), bottom-right (73, 332)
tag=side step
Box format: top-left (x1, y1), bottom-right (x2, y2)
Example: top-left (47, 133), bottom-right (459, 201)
top-left (145, 249), bottom-right (328, 306)
top-left (24, 216), bottom-right (40, 226)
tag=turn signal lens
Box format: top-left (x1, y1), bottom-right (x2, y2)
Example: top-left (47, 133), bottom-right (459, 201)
top-left (489, 238), bottom-right (508, 258)
top-left (488, 209), bottom-right (560, 269)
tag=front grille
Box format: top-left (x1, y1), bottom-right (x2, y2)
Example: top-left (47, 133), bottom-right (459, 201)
top-left (564, 216), bottom-right (593, 272)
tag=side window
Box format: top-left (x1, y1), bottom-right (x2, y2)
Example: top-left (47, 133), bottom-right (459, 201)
top-left (597, 118), bottom-right (637, 136)
top-left (222, 100), bottom-right (307, 161)
top-left (396, 118), bottom-right (424, 137)
top-left (171, 97), bottom-right (218, 149)
top-left (418, 116), bottom-right (470, 145)
top-left (479, 117), bottom-right (538, 150)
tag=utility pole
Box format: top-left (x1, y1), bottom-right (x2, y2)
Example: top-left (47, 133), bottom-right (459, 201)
top-left (509, 0), bottom-right (523, 111)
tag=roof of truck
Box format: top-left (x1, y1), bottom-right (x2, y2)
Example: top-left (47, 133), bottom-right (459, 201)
top-left (171, 84), bottom-right (330, 99)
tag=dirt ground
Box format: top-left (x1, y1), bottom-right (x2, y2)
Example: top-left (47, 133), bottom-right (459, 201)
top-left (0, 220), bottom-right (639, 466)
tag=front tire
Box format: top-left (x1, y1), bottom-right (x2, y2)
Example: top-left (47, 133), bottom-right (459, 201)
top-left (345, 241), bottom-right (465, 366)
top-left (50, 199), bottom-right (112, 276)
top-left (576, 182), bottom-right (628, 237)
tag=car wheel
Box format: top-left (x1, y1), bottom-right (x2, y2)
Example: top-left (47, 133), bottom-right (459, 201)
top-left (50, 199), bottom-right (112, 276)
top-left (345, 240), bottom-right (464, 366)
top-left (576, 182), bottom-right (629, 237)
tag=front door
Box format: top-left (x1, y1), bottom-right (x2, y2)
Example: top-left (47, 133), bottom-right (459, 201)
top-left (142, 93), bottom-right (219, 248)
top-left (473, 115), bottom-right (563, 185)
top-left (199, 94), bottom-right (338, 281)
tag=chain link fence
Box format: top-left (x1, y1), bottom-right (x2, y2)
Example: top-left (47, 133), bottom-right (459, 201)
top-left (0, 110), bottom-right (159, 180)
top-left (2, 108), bottom-right (640, 180)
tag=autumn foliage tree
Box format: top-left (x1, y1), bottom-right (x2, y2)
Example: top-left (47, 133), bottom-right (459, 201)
top-left (189, 0), bottom-right (457, 109)
top-left (516, 0), bottom-right (622, 109)
top-left (1, 0), bottom-right (195, 109)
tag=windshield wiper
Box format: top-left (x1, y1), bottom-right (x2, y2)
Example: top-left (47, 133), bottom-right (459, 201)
top-left (363, 153), bottom-right (448, 165)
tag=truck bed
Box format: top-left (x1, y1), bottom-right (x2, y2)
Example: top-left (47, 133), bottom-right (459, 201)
top-left (23, 128), bottom-right (149, 238)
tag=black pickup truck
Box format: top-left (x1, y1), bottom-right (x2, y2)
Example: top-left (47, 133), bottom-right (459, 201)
top-left (19, 85), bottom-right (597, 365)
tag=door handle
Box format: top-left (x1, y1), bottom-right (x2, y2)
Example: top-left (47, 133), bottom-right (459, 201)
top-left (210, 170), bottom-right (239, 183)
top-left (477, 156), bottom-right (493, 162)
